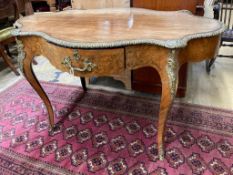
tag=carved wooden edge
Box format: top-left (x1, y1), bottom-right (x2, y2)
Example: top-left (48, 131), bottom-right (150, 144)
top-left (12, 10), bottom-right (225, 49)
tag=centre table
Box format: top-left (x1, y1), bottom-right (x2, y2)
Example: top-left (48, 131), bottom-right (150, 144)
top-left (12, 8), bottom-right (225, 160)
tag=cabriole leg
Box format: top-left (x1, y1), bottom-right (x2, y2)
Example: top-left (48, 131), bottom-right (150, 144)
top-left (23, 57), bottom-right (55, 128)
top-left (157, 50), bottom-right (179, 160)
top-left (18, 39), bottom-right (55, 129)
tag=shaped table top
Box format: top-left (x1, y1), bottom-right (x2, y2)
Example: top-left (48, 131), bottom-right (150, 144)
top-left (13, 8), bottom-right (225, 49)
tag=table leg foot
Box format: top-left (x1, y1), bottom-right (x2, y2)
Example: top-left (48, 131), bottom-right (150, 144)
top-left (49, 123), bottom-right (60, 133)
top-left (22, 55), bottom-right (55, 128)
top-left (80, 77), bottom-right (87, 91)
top-left (157, 50), bottom-right (179, 161)
top-left (158, 144), bottom-right (165, 161)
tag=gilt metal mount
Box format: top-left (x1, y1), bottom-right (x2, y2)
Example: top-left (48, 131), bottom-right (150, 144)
top-left (62, 49), bottom-right (96, 75)
top-left (16, 39), bottom-right (25, 73)
top-left (166, 50), bottom-right (178, 98)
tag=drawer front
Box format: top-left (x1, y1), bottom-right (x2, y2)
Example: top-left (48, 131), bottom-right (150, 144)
top-left (36, 37), bottom-right (125, 77)
top-left (69, 49), bottom-right (125, 77)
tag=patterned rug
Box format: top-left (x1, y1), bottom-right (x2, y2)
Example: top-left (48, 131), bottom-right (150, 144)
top-left (0, 80), bottom-right (233, 175)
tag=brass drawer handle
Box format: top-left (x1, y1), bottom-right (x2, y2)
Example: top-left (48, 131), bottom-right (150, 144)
top-left (62, 50), bottom-right (96, 75)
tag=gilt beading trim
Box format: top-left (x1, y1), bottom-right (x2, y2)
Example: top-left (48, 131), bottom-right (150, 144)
top-left (11, 26), bottom-right (225, 49)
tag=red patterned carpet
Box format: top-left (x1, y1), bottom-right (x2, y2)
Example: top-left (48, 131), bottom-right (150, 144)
top-left (0, 80), bottom-right (233, 175)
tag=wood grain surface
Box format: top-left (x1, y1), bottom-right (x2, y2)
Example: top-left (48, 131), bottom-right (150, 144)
top-left (15, 8), bottom-right (222, 44)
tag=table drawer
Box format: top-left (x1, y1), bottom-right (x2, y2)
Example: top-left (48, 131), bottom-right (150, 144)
top-left (42, 43), bottom-right (125, 77)
top-left (68, 49), bottom-right (125, 77)
top-left (25, 37), bottom-right (125, 77)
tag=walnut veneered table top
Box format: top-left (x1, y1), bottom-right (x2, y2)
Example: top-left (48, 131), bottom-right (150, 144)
top-left (13, 8), bottom-right (225, 49)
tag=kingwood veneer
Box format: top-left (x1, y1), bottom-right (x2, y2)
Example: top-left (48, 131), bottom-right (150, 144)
top-left (12, 8), bottom-right (225, 160)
